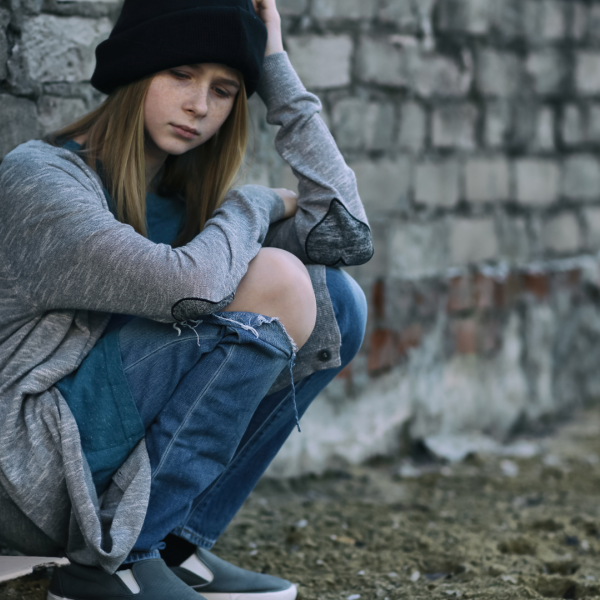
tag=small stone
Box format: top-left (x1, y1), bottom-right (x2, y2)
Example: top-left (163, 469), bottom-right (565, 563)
top-left (296, 519), bottom-right (308, 528)
top-left (347, 595), bottom-right (361, 600)
top-left (410, 570), bottom-right (421, 582)
top-left (501, 575), bottom-right (517, 584)
top-left (501, 460), bottom-right (519, 477)
top-left (388, 572), bottom-right (399, 578)
top-left (357, 570), bottom-right (365, 575)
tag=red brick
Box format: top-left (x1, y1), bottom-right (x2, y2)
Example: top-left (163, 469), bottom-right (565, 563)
top-left (452, 318), bottom-right (478, 355)
top-left (397, 324), bottom-right (423, 358)
top-left (473, 273), bottom-right (498, 311)
top-left (372, 279), bottom-right (385, 321)
top-left (523, 272), bottom-right (549, 299)
top-left (498, 273), bottom-right (523, 307)
top-left (479, 317), bottom-right (502, 354)
top-left (368, 328), bottom-right (396, 375)
top-left (447, 275), bottom-right (474, 312)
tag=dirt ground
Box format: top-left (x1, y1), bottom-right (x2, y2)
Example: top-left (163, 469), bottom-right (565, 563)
top-left (5, 407), bottom-right (600, 600)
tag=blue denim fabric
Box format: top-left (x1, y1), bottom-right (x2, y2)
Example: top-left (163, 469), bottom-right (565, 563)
top-left (118, 268), bottom-right (366, 562)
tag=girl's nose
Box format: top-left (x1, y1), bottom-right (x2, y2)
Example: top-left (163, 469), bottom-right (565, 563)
top-left (185, 87), bottom-right (209, 117)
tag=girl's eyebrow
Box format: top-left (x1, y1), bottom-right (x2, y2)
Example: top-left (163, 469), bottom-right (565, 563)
top-left (187, 64), bottom-right (241, 88)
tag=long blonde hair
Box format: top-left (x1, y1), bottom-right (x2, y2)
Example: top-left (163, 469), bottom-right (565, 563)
top-left (48, 73), bottom-right (249, 246)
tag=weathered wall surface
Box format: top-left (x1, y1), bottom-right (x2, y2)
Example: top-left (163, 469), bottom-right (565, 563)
top-left (3, 0), bottom-right (600, 476)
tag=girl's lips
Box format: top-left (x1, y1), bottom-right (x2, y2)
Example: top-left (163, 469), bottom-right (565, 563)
top-left (171, 124), bottom-right (199, 140)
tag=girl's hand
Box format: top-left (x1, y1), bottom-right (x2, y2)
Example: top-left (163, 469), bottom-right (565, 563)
top-left (252, 0), bottom-right (284, 56)
top-left (272, 188), bottom-right (298, 219)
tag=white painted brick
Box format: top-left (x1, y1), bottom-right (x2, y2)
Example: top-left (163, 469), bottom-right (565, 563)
top-left (37, 95), bottom-right (87, 135)
top-left (357, 37), bottom-right (410, 88)
top-left (534, 106), bottom-right (555, 150)
top-left (413, 53), bottom-right (472, 98)
top-left (515, 159), bottom-right (560, 206)
top-left (415, 159), bottom-right (460, 207)
top-left (287, 35), bottom-right (353, 89)
top-left (277, 0), bottom-right (308, 16)
top-left (562, 155), bottom-right (600, 201)
top-left (540, 0), bottom-right (567, 40)
top-left (526, 50), bottom-right (568, 96)
top-left (561, 104), bottom-right (585, 147)
top-left (576, 52), bottom-right (600, 96)
top-left (450, 218), bottom-right (499, 265)
top-left (588, 104), bottom-right (600, 143)
top-left (390, 220), bottom-right (449, 278)
top-left (350, 158), bottom-right (413, 213)
top-left (312, 0), bottom-right (375, 20)
top-left (378, 0), bottom-right (418, 30)
top-left (364, 102), bottom-right (396, 151)
top-left (477, 49), bottom-right (524, 97)
top-left (399, 101), bottom-right (427, 152)
top-left (432, 104), bottom-right (478, 150)
top-left (484, 101), bottom-right (511, 148)
top-left (541, 214), bottom-right (581, 253)
top-left (497, 215), bottom-right (530, 264)
top-left (465, 157), bottom-right (510, 203)
top-left (570, 2), bottom-right (588, 40)
top-left (21, 15), bottom-right (112, 82)
top-left (584, 207), bottom-right (600, 251)
top-left (437, 0), bottom-right (490, 34)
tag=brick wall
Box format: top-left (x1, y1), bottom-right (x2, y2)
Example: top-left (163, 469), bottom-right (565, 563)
top-left (3, 0), bottom-right (600, 475)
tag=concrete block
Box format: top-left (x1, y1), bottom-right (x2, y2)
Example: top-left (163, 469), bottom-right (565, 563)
top-left (589, 5), bottom-right (600, 43)
top-left (570, 2), bottom-right (587, 40)
top-left (432, 103), bottom-right (478, 150)
top-left (534, 106), bottom-right (555, 150)
top-left (533, 0), bottom-right (567, 41)
top-left (588, 104), bottom-right (600, 143)
top-left (390, 220), bottom-right (449, 278)
top-left (497, 215), bottom-right (530, 264)
top-left (489, 0), bottom-right (523, 39)
top-left (541, 213), bottom-right (581, 253)
top-left (378, 0), bottom-right (418, 30)
top-left (561, 104), bottom-right (585, 146)
top-left (399, 101), bottom-right (427, 152)
top-left (476, 49), bottom-right (524, 97)
top-left (437, 0), bottom-right (490, 34)
top-left (415, 159), bottom-right (460, 207)
top-left (20, 15), bottom-right (112, 82)
top-left (38, 95), bottom-right (88, 136)
top-left (357, 37), bottom-right (410, 88)
top-left (576, 52), bottom-right (600, 96)
top-left (562, 155), bottom-right (600, 202)
top-left (450, 218), bottom-right (499, 265)
top-left (365, 102), bottom-right (396, 151)
top-left (350, 157), bottom-right (413, 213)
top-left (515, 159), bottom-right (560, 206)
top-left (332, 98), bottom-right (395, 151)
top-left (584, 207), bottom-right (600, 252)
top-left (287, 35), bottom-right (353, 89)
top-left (465, 157), bottom-right (510, 203)
top-left (0, 94), bottom-right (40, 159)
top-left (277, 0), bottom-right (308, 16)
top-left (484, 100), bottom-right (511, 147)
top-left (0, 8), bottom-right (8, 82)
top-left (312, 0), bottom-right (376, 20)
top-left (526, 50), bottom-right (568, 96)
top-left (413, 53), bottom-right (472, 98)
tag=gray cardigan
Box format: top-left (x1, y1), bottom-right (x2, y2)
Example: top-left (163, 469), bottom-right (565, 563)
top-left (0, 52), bottom-right (372, 572)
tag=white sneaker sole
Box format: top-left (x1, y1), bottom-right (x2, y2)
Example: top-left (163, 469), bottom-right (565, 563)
top-left (199, 586), bottom-right (297, 600)
top-left (48, 584), bottom-right (297, 600)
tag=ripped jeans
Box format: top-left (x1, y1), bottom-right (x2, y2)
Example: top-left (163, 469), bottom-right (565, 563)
top-left (91, 268), bottom-right (366, 562)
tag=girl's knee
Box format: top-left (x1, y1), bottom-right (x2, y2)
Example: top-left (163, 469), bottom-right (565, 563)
top-left (225, 248), bottom-right (317, 348)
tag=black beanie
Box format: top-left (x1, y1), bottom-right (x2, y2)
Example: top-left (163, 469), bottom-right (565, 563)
top-left (91, 0), bottom-right (268, 97)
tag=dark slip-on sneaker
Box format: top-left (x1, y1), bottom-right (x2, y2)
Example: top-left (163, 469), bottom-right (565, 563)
top-left (171, 548), bottom-right (297, 600)
top-left (47, 557), bottom-right (204, 600)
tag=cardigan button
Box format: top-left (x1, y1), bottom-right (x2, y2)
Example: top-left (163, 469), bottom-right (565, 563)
top-left (318, 349), bottom-right (331, 362)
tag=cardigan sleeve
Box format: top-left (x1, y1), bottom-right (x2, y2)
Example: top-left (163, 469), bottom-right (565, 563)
top-left (0, 142), bottom-right (285, 323)
top-left (258, 52), bottom-right (374, 268)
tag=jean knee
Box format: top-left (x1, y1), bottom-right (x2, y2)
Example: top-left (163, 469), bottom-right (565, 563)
top-left (325, 268), bottom-right (367, 367)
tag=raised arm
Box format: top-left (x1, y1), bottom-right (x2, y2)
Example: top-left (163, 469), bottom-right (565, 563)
top-left (1, 142), bottom-right (285, 323)
top-left (257, 51), bottom-right (374, 267)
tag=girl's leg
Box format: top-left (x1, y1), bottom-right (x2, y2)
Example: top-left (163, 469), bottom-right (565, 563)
top-left (171, 268), bottom-right (367, 548)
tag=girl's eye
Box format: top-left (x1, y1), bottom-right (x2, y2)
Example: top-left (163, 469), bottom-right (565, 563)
top-left (170, 70), bottom-right (190, 80)
top-left (214, 87), bottom-right (230, 99)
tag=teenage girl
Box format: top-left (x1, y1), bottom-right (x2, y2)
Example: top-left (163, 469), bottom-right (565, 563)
top-left (0, 0), bottom-right (373, 598)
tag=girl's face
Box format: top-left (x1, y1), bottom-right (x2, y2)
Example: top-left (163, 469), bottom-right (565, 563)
top-left (143, 63), bottom-right (241, 158)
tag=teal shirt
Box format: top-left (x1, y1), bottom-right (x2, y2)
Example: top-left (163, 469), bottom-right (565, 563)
top-left (56, 140), bottom-right (186, 494)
